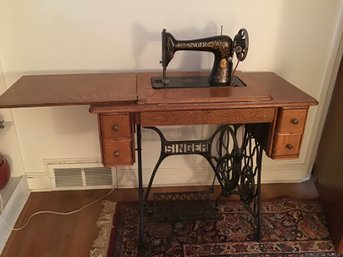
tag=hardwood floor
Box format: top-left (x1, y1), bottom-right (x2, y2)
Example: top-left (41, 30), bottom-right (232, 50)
top-left (0, 181), bottom-right (318, 257)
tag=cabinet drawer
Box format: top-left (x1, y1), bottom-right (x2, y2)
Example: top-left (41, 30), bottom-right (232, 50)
top-left (276, 108), bottom-right (308, 134)
top-left (102, 140), bottom-right (134, 166)
top-left (272, 134), bottom-right (303, 158)
top-left (100, 114), bottom-right (132, 139)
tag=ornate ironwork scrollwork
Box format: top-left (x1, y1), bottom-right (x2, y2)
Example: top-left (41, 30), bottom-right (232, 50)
top-left (143, 124), bottom-right (263, 241)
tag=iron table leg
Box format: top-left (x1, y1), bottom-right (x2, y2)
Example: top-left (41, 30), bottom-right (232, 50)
top-left (136, 124), bottom-right (145, 249)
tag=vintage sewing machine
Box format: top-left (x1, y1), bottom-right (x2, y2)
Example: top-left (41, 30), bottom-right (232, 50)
top-left (151, 28), bottom-right (249, 88)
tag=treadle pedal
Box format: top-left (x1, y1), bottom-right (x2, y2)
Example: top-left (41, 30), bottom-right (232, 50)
top-left (152, 190), bottom-right (217, 222)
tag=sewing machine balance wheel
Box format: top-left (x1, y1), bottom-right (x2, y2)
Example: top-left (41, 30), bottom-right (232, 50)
top-left (234, 28), bottom-right (249, 61)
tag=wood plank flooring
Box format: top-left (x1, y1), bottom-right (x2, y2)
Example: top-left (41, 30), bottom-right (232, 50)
top-left (1, 181), bottom-right (318, 257)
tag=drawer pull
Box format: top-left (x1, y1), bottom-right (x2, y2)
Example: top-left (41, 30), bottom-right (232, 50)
top-left (286, 144), bottom-right (293, 150)
top-left (114, 151), bottom-right (120, 157)
top-left (112, 124), bottom-right (119, 131)
top-left (291, 118), bottom-right (299, 125)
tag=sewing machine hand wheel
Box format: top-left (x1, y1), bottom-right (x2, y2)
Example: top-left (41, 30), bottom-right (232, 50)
top-left (233, 28), bottom-right (249, 61)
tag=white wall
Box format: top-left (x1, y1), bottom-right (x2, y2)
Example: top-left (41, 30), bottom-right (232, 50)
top-left (0, 0), bottom-right (342, 190)
top-left (0, 60), bottom-right (24, 177)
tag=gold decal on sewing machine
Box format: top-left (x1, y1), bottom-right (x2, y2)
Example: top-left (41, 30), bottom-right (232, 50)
top-left (220, 58), bottom-right (228, 68)
top-left (176, 41), bottom-right (228, 50)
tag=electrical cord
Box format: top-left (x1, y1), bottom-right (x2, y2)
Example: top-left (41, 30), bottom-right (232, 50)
top-left (11, 187), bottom-right (115, 231)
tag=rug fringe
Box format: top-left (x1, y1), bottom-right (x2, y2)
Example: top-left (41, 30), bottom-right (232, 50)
top-left (89, 200), bottom-right (116, 257)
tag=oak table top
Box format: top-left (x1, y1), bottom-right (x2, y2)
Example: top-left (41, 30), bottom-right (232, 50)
top-left (0, 71), bottom-right (317, 110)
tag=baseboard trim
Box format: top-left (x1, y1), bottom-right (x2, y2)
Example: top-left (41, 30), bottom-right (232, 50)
top-left (25, 159), bottom-right (309, 190)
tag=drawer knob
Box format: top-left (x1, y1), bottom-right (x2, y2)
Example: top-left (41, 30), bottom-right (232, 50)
top-left (114, 151), bottom-right (120, 157)
top-left (291, 118), bottom-right (299, 125)
top-left (286, 144), bottom-right (293, 150)
top-left (112, 124), bottom-right (119, 131)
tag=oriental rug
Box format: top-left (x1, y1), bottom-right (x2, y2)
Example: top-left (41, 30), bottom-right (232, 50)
top-left (108, 198), bottom-right (342, 257)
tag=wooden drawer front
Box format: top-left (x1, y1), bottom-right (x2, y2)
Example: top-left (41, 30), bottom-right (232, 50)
top-left (140, 108), bottom-right (276, 126)
top-left (272, 134), bottom-right (303, 158)
top-left (276, 108), bottom-right (308, 134)
top-left (100, 114), bottom-right (132, 139)
top-left (102, 140), bottom-right (134, 166)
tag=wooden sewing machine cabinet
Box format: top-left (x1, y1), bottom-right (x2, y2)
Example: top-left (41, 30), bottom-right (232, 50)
top-left (86, 71), bottom-right (316, 167)
top-left (0, 70), bottom-right (317, 245)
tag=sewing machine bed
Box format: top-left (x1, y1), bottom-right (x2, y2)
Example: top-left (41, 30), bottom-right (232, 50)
top-left (138, 71), bottom-right (272, 105)
top-left (150, 75), bottom-right (246, 89)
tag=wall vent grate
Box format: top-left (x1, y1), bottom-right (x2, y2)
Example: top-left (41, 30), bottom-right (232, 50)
top-left (84, 167), bottom-right (112, 186)
top-left (54, 168), bottom-right (83, 188)
top-left (52, 166), bottom-right (113, 190)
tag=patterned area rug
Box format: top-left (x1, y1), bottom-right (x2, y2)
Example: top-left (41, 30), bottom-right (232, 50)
top-left (108, 198), bottom-right (342, 257)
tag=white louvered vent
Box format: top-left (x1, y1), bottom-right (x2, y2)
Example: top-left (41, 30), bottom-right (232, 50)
top-left (84, 167), bottom-right (113, 186)
top-left (52, 166), bottom-right (113, 190)
top-left (54, 168), bottom-right (83, 188)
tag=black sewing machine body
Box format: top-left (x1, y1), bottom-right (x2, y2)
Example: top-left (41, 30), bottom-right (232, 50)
top-left (152, 28), bottom-right (249, 89)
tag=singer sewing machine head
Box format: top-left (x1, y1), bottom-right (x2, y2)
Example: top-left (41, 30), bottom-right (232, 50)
top-left (151, 28), bottom-right (249, 89)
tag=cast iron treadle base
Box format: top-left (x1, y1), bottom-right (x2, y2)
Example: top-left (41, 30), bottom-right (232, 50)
top-left (136, 124), bottom-right (265, 249)
top-left (152, 190), bottom-right (217, 222)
